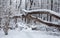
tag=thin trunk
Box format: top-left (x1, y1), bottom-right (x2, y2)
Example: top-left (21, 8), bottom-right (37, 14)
top-left (18, 0), bottom-right (22, 9)
top-left (29, 0), bottom-right (33, 10)
top-left (10, 0), bottom-right (12, 5)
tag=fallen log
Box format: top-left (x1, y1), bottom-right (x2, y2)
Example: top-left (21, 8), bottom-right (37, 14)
top-left (22, 9), bottom-right (60, 19)
top-left (29, 15), bottom-right (60, 28)
top-left (23, 14), bottom-right (60, 28)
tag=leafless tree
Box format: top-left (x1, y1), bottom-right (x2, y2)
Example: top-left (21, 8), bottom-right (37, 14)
top-left (29, 0), bottom-right (33, 10)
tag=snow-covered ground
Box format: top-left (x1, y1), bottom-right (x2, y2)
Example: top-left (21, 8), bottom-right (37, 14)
top-left (0, 15), bottom-right (60, 38)
top-left (0, 27), bottom-right (60, 38)
top-left (0, 17), bottom-right (60, 38)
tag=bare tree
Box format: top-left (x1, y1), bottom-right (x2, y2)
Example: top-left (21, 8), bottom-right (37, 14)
top-left (18, 0), bottom-right (22, 9)
top-left (2, 0), bottom-right (12, 35)
top-left (29, 0), bottom-right (33, 10)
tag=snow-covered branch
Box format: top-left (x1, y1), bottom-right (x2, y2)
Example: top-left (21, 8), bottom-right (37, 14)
top-left (23, 14), bottom-right (60, 28)
top-left (30, 15), bottom-right (60, 28)
top-left (22, 9), bottom-right (60, 19)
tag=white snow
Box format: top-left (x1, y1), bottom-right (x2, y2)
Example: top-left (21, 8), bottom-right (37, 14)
top-left (16, 22), bottom-right (28, 28)
top-left (31, 15), bottom-right (60, 25)
top-left (0, 29), bottom-right (60, 38)
top-left (0, 9), bottom-right (60, 38)
top-left (22, 9), bottom-right (60, 17)
top-left (0, 21), bottom-right (60, 38)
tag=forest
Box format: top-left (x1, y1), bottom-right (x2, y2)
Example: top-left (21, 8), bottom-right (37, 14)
top-left (0, 0), bottom-right (60, 38)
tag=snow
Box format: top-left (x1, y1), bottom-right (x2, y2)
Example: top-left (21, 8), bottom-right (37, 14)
top-left (0, 29), bottom-right (60, 38)
top-left (31, 15), bottom-right (60, 25)
top-left (1, 8), bottom-right (60, 38)
top-left (0, 21), bottom-right (60, 38)
top-left (38, 17), bottom-right (59, 25)
top-left (9, 14), bottom-right (22, 18)
top-left (22, 9), bottom-right (60, 17)
top-left (16, 22), bottom-right (27, 28)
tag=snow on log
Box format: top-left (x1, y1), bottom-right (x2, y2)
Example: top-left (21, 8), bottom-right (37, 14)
top-left (23, 14), bottom-right (60, 28)
top-left (30, 15), bottom-right (60, 28)
top-left (22, 9), bottom-right (60, 19)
